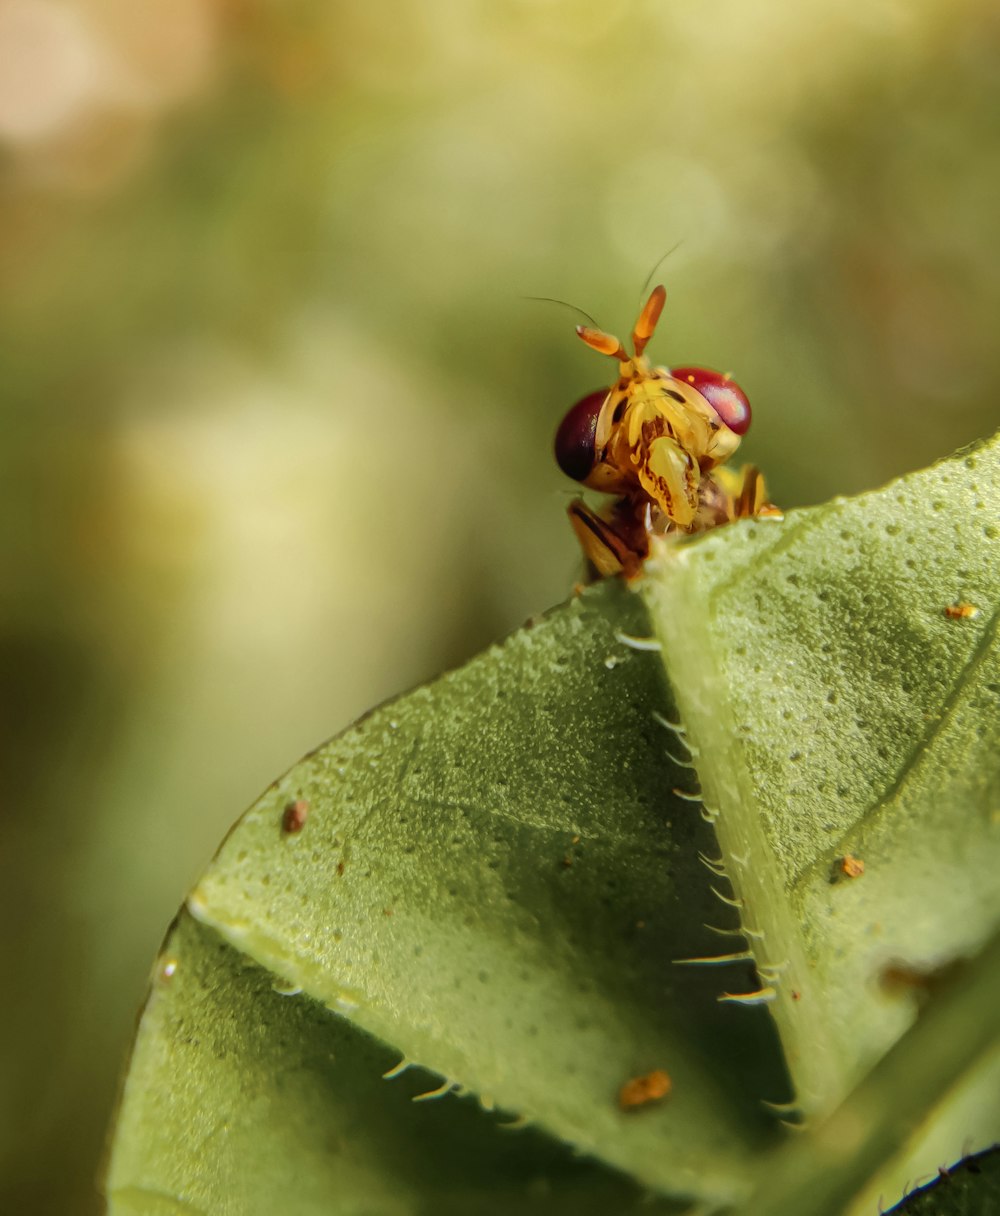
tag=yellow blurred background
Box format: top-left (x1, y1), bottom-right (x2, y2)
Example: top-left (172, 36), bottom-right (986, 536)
top-left (2, 1), bottom-right (999, 1210)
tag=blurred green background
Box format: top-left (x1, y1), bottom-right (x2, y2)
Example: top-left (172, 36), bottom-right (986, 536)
top-left (2, 0), bottom-right (999, 1211)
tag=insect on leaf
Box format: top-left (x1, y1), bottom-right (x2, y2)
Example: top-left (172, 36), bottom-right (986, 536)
top-left (106, 431), bottom-right (1000, 1214)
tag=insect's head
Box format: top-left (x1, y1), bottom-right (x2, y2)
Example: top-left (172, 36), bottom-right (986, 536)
top-left (554, 285), bottom-right (751, 487)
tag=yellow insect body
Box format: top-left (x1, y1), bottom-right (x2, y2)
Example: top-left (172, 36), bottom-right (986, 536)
top-left (599, 370), bottom-right (741, 529)
top-left (555, 284), bottom-right (776, 577)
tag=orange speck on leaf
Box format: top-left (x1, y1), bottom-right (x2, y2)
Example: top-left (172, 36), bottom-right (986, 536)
top-left (839, 854), bottom-right (865, 879)
top-left (618, 1069), bottom-right (672, 1111)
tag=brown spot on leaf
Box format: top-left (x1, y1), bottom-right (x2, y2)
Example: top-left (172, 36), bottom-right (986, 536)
top-left (282, 799), bottom-right (309, 833)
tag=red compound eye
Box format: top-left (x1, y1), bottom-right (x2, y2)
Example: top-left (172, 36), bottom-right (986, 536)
top-left (555, 388), bottom-right (606, 481)
top-left (670, 366), bottom-right (751, 435)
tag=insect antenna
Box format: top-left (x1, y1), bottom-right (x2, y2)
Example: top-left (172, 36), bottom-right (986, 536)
top-left (632, 283), bottom-right (666, 357)
top-left (575, 321), bottom-right (631, 360)
top-left (638, 240), bottom-right (685, 300)
top-left (522, 295), bottom-right (601, 329)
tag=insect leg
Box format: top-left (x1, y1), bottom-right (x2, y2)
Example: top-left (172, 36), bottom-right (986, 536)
top-left (698, 464), bottom-right (781, 526)
top-left (567, 500), bottom-right (644, 579)
top-left (734, 464), bottom-right (783, 519)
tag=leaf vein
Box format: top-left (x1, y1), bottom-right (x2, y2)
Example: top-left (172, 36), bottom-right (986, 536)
top-left (794, 599), bottom-right (1000, 888)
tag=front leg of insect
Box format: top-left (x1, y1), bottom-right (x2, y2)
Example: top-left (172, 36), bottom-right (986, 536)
top-left (553, 284), bottom-right (779, 578)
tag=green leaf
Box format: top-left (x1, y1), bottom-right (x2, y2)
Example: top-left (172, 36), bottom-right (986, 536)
top-left (741, 929), bottom-right (1000, 1216)
top-left (107, 433), bottom-right (1000, 1213)
top-left (644, 432), bottom-right (1000, 1119)
top-left (106, 580), bottom-right (787, 1213)
top-left (106, 911), bottom-right (689, 1215)
top-left (886, 1144), bottom-right (1000, 1214)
